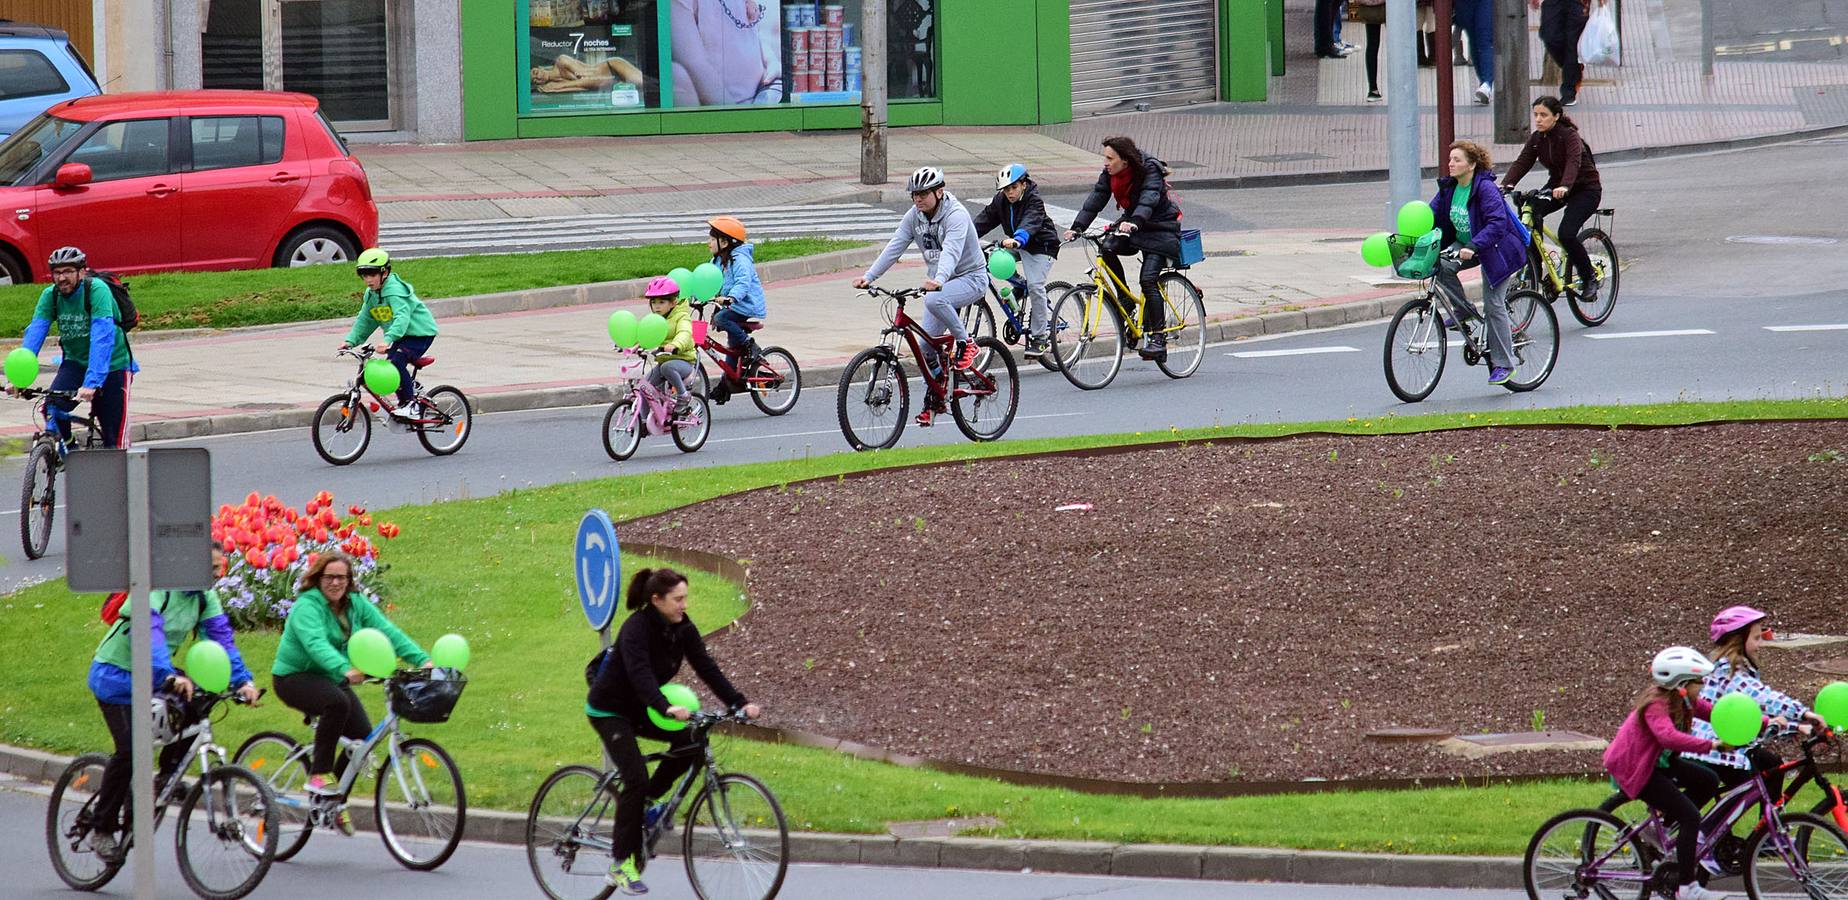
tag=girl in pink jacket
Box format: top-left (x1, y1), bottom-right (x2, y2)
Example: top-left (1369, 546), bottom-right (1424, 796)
top-left (1601, 647), bottom-right (1729, 900)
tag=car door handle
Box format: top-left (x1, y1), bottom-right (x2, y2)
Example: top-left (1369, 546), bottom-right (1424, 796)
top-left (146, 184), bottom-right (178, 197)
top-left (269, 172), bottom-right (300, 184)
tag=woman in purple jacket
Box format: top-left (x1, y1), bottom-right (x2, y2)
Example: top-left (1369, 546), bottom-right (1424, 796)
top-left (1427, 140), bottom-right (1526, 386)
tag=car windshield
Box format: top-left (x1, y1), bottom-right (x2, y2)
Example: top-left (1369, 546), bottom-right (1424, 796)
top-left (0, 114), bottom-right (85, 186)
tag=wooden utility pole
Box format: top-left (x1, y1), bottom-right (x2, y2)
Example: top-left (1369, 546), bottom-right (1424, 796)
top-left (859, 0), bottom-right (888, 184)
top-left (1435, 0), bottom-right (1455, 168)
top-left (1494, 0), bottom-right (1530, 144)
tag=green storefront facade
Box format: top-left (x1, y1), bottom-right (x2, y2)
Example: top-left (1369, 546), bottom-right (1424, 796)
top-left (461, 0), bottom-right (1275, 142)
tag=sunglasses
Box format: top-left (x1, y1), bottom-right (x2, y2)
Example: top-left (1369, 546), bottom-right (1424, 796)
top-left (356, 267), bottom-right (386, 277)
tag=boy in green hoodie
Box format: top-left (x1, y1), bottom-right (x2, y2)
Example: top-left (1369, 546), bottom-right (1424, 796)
top-left (338, 248), bottom-right (439, 422)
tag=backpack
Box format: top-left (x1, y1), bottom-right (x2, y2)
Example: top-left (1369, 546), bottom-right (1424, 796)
top-left (85, 272), bottom-right (139, 331)
top-left (100, 591), bottom-right (129, 625)
top-left (585, 646), bottom-right (613, 687)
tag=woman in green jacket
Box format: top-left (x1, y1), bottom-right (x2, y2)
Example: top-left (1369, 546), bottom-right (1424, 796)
top-left (272, 550), bottom-right (427, 832)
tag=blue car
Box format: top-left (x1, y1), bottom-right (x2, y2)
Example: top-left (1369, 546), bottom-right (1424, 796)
top-left (0, 22), bottom-right (101, 143)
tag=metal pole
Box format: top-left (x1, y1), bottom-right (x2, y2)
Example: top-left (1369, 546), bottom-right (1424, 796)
top-left (599, 624), bottom-right (615, 772)
top-left (859, 0), bottom-right (888, 185)
top-left (1435, 0), bottom-right (1455, 167)
top-left (1699, 0), bottom-right (1714, 75)
top-left (1493, 0), bottom-right (1530, 144)
top-left (1386, 0), bottom-right (1421, 225)
top-left (127, 449), bottom-right (155, 898)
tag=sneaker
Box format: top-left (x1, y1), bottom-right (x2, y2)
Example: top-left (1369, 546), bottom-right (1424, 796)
top-left (953, 341), bottom-right (980, 371)
top-left (89, 830), bottom-right (119, 859)
top-left (387, 404), bottom-right (420, 423)
top-left (1474, 83), bottom-right (1493, 105)
top-left (305, 775), bottom-right (336, 796)
top-left (1580, 275), bottom-right (1601, 300)
top-left (607, 858), bottom-right (649, 895)
top-left (915, 408), bottom-right (935, 428)
top-left (1136, 333), bottom-right (1167, 361)
top-left (1677, 884), bottom-right (1729, 900)
top-left (1365, 90), bottom-right (1383, 103)
top-left (1023, 336), bottom-right (1050, 360)
top-left (1488, 366), bottom-right (1513, 385)
top-left (672, 398), bottom-right (694, 420)
top-left (1562, 92), bottom-right (1580, 107)
top-left (334, 807), bottom-right (356, 837)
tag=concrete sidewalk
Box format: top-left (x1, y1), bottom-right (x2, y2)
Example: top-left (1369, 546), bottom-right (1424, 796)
top-left (2, 228), bottom-right (1452, 442)
top-left (353, 0), bottom-right (1848, 223)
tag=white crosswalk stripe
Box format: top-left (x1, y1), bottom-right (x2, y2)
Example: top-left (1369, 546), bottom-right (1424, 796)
top-left (379, 203), bottom-right (905, 259)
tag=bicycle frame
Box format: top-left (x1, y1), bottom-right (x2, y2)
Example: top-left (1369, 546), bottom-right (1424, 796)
top-left (610, 350), bottom-right (701, 437)
top-left (1068, 232), bottom-right (1195, 343)
top-left (868, 288), bottom-right (999, 406)
top-left (335, 348), bottom-right (450, 430)
top-left (1515, 193), bottom-right (1614, 296)
top-left (102, 692), bottom-right (248, 845)
top-left (689, 302), bottom-right (785, 396)
top-left (559, 716), bottom-right (735, 860)
top-left (30, 391), bottom-right (100, 451)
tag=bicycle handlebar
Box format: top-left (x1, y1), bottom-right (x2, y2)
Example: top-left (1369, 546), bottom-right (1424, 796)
top-left (860, 285), bottom-right (926, 301)
top-left (336, 346), bottom-right (379, 361)
top-left (9, 386), bottom-right (80, 401)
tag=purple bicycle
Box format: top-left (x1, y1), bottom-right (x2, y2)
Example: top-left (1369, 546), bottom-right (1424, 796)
top-left (601, 347), bottom-right (711, 461)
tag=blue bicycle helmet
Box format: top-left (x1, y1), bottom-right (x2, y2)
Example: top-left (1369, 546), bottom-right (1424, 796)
top-left (995, 163), bottom-right (1029, 190)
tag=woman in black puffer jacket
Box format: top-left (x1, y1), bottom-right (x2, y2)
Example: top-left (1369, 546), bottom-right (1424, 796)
top-left (1067, 136), bottom-right (1183, 359)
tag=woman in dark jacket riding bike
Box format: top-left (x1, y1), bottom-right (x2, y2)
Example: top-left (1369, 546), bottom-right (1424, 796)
top-left (1065, 136), bottom-right (1183, 361)
top-left (1499, 96), bottom-right (1603, 297)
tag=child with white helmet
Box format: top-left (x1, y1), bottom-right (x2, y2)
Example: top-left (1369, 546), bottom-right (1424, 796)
top-left (1602, 647), bottom-right (1735, 900)
top-left (972, 163), bottom-right (1060, 360)
top-left (1684, 606), bottom-right (1825, 800)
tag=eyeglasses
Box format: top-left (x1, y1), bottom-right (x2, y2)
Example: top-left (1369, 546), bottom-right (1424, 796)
top-left (50, 267), bottom-right (81, 276)
top-left (321, 573), bottom-right (351, 582)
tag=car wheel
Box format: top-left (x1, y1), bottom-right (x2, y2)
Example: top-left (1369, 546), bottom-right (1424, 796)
top-left (275, 226), bottom-right (357, 268)
top-left (0, 249), bottom-right (28, 287)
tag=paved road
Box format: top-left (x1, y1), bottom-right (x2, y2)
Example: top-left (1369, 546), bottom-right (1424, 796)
top-left (380, 203), bottom-right (903, 259)
top-left (3, 781), bottom-right (1520, 900)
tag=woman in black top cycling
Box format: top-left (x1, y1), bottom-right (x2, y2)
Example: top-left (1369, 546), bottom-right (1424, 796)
top-left (585, 567), bottom-right (761, 895)
top-left (1066, 136), bottom-right (1184, 361)
top-left (1500, 96), bottom-right (1604, 297)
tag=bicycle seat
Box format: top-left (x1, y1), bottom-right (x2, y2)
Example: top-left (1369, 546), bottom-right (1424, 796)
top-left (413, 356), bottom-right (435, 368)
top-left (743, 320), bottom-right (764, 332)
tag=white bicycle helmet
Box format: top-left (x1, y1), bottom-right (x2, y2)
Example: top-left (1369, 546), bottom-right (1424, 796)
top-left (47, 245), bottom-right (86, 269)
top-left (906, 165), bottom-right (946, 193)
top-left (1652, 646), bottom-right (1715, 688)
top-left (150, 695), bottom-right (186, 745)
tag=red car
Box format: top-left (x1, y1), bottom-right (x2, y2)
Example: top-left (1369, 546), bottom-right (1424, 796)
top-left (0, 90), bottom-right (378, 285)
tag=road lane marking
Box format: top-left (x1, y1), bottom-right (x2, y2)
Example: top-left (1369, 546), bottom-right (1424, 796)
top-left (1227, 346), bottom-right (1362, 359)
top-left (1584, 329), bottom-right (1715, 340)
top-left (1764, 324), bottom-right (1848, 332)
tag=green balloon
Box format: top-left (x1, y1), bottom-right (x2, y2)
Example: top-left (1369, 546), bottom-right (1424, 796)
top-left (1816, 682), bottom-right (1848, 730)
top-left (648, 683), bottom-right (701, 732)
top-left (1397, 200), bottom-right (1436, 237)
top-left (690, 262), bottom-right (724, 302)
top-left (986, 249), bottom-right (1017, 281)
top-left (431, 633), bottom-right (470, 671)
top-left (1711, 691), bottom-right (1763, 746)
top-left (4, 347), bottom-right (38, 389)
top-left (1361, 232), bottom-right (1393, 267)
top-left (637, 313), bottom-right (671, 349)
top-left (348, 627), bottom-right (397, 679)
top-left (185, 640), bottom-right (232, 694)
top-left (608, 309), bottom-right (638, 346)
top-left (667, 267), bottom-right (694, 294)
top-left (363, 358), bottom-right (401, 397)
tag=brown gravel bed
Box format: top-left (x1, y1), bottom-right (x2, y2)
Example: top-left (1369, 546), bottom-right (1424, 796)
top-left (627, 422), bottom-right (1848, 784)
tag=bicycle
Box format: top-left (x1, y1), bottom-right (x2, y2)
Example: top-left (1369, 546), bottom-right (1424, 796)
top-left (1382, 244), bottom-right (1560, 402)
top-left (1506, 188), bottom-right (1619, 327)
top-left (601, 347), bottom-right (712, 461)
top-left (686, 299), bottom-right (801, 417)
top-left (12, 386), bottom-right (100, 560)
top-left (1046, 227), bottom-right (1207, 390)
top-left (311, 346), bottom-right (472, 466)
top-left (834, 285), bottom-right (1019, 451)
top-left (951, 241), bottom-right (1062, 372)
top-left (46, 687), bottom-right (279, 900)
top-left (232, 668), bottom-right (468, 871)
top-left (525, 709), bottom-right (788, 900)
top-left (1524, 727), bottom-right (1848, 899)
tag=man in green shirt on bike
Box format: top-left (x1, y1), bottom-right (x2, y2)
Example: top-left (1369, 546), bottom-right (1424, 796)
top-left (338, 248), bottom-right (438, 423)
top-left (12, 246), bottom-right (137, 447)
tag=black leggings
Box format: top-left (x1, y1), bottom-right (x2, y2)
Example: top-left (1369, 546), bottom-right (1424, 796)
top-left (1712, 746), bottom-right (1787, 804)
top-left (1099, 247), bottom-right (1169, 332)
top-left (1365, 22), bottom-right (1383, 93)
top-left (273, 673), bottom-right (370, 778)
top-left (591, 713), bottom-right (701, 873)
top-left (1637, 757), bottom-right (1721, 886)
top-left (92, 699), bottom-right (192, 835)
top-left (1526, 190), bottom-right (1602, 285)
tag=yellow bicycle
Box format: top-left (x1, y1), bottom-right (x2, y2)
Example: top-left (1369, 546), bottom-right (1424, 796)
top-left (1507, 189), bottom-right (1619, 327)
top-left (1048, 230), bottom-right (1206, 390)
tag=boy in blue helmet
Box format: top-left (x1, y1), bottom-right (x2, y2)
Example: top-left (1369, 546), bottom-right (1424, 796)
top-left (972, 164), bottom-right (1060, 359)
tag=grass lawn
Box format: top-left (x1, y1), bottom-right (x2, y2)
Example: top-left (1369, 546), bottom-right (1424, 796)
top-left (4, 396), bottom-right (1844, 855)
top-left (0, 238), bottom-right (863, 335)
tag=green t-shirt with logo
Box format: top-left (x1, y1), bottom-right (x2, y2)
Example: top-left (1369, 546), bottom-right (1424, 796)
top-left (346, 274), bottom-right (439, 346)
top-left (1449, 183), bottom-right (1474, 247)
top-left (32, 279), bottom-right (132, 372)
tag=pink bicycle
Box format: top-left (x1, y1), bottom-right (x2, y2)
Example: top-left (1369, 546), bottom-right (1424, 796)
top-left (601, 348), bottom-right (711, 460)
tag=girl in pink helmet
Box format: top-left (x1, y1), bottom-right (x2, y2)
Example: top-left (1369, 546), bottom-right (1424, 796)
top-left (1683, 606), bottom-right (1826, 800)
top-left (644, 276), bottom-right (699, 418)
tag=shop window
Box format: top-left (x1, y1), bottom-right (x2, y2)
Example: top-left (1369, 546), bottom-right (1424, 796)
top-left (521, 1), bottom-right (936, 115)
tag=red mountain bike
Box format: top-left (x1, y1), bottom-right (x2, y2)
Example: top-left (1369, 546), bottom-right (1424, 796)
top-left (687, 298), bottom-right (801, 416)
top-left (835, 285), bottom-right (1019, 450)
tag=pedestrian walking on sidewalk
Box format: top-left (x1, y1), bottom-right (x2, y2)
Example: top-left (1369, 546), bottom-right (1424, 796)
top-left (1355, 0), bottom-right (1387, 101)
top-left (1536, 0), bottom-right (1590, 105)
top-left (1066, 136), bottom-right (1184, 362)
top-left (1454, 0), bottom-right (1495, 103)
top-left (1500, 97), bottom-right (1604, 297)
top-left (1429, 140), bottom-right (1524, 386)
top-left (1314, 0), bottom-right (1351, 57)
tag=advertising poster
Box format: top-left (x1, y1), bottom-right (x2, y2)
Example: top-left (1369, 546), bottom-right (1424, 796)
top-left (527, 1), bottom-right (659, 111)
top-left (669, 0), bottom-right (787, 107)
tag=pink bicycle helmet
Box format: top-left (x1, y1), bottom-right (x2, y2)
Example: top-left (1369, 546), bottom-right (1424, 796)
top-left (644, 275), bottom-right (680, 298)
top-left (1710, 605), bottom-right (1769, 644)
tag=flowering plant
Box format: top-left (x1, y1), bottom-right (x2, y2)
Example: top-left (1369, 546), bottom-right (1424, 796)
top-left (211, 490), bottom-right (403, 630)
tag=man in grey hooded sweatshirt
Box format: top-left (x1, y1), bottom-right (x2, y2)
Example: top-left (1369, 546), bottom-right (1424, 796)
top-left (854, 166), bottom-right (986, 378)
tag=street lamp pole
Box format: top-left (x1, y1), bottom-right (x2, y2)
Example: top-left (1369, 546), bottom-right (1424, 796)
top-left (860, 0), bottom-right (888, 185)
top-left (1386, 0), bottom-right (1421, 225)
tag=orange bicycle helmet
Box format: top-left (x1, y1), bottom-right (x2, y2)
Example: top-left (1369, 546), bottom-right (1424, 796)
top-left (707, 216), bottom-right (748, 243)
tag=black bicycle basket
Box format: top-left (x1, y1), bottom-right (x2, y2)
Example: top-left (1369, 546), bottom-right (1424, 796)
top-left (388, 668), bottom-right (468, 723)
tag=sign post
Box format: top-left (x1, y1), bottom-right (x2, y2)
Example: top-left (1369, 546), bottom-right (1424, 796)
top-left (576, 509), bottom-right (621, 770)
top-left (67, 447), bottom-right (212, 900)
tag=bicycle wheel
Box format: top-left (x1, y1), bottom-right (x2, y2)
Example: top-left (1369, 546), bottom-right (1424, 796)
top-left (1383, 297), bottom-right (1447, 403)
top-left (46, 753), bottom-right (124, 892)
top-left (174, 765), bottom-right (277, 900)
top-left (682, 773), bottom-right (788, 900)
top-left (1746, 811), bottom-right (1848, 899)
top-left (19, 440), bottom-right (56, 560)
top-left (1050, 286), bottom-right (1125, 391)
top-left (672, 393), bottom-right (713, 453)
top-left (526, 765), bottom-right (620, 900)
top-left (1523, 808), bottom-right (1652, 900)
top-left (950, 336), bottom-right (1020, 443)
top-left (1568, 228), bottom-right (1620, 327)
top-left (310, 392), bottom-right (371, 466)
top-left (1154, 273), bottom-right (1207, 379)
top-left (375, 737), bottom-right (466, 871)
top-left (1502, 290), bottom-right (1560, 393)
top-left (602, 398), bottom-right (642, 461)
top-left (232, 731), bottom-right (315, 861)
top-left (746, 347), bottom-right (801, 416)
top-left (835, 347), bottom-right (909, 451)
top-left (414, 386), bottom-right (472, 456)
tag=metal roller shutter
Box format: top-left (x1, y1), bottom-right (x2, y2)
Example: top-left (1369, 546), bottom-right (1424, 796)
top-left (1069, 0), bottom-right (1218, 115)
